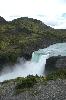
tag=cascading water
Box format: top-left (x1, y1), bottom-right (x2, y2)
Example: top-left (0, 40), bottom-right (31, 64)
top-left (0, 54), bottom-right (49, 82)
top-left (31, 51), bottom-right (50, 75)
top-left (0, 43), bottom-right (66, 82)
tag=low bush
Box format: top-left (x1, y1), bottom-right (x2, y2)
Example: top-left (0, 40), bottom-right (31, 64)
top-left (15, 75), bottom-right (37, 90)
top-left (46, 69), bottom-right (66, 80)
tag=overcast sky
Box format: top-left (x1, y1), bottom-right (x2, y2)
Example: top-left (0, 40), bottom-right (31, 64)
top-left (0, 0), bottom-right (66, 29)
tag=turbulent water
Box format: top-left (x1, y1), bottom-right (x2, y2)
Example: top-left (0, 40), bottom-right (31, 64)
top-left (0, 43), bottom-right (66, 82)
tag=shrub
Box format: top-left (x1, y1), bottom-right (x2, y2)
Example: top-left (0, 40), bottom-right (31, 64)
top-left (15, 75), bottom-right (37, 90)
top-left (46, 69), bottom-right (66, 80)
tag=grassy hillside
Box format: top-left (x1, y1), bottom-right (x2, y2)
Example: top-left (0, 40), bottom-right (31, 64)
top-left (0, 16), bottom-right (66, 67)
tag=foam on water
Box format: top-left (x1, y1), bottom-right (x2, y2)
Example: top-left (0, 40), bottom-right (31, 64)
top-left (0, 43), bottom-right (66, 82)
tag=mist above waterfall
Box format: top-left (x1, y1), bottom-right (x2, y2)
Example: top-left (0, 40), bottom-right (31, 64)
top-left (0, 55), bottom-right (48, 82)
top-left (0, 43), bottom-right (66, 82)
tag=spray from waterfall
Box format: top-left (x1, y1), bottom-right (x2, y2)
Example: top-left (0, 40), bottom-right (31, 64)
top-left (0, 43), bottom-right (66, 82)
top-left (0, 54), bottom-right (49, 82)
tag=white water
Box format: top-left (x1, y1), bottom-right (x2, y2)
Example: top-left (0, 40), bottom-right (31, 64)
top-left (0, 43), bottom-right (66, 82)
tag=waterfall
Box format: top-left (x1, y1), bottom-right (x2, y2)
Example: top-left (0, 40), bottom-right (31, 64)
top-left (0, 43), bottom-right (66, 82)
top-left (31, 51), bottom-right (50, 75)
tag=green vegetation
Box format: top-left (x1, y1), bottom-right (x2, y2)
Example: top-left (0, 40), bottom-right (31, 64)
top-left (46, 68), bottom-right (66, 80)
top-left (15, 75), bottom-right (37, 91)
top-left (0, 16), bottom-right (66, 97)
top-left (0, 17), bottom-right (51, 66)
top-left (1, 69), bottom-right (66, 94)
top-left (14, 69), bottom-right (66, 94)
top-left (0, 16), bottom-right (66, 68)
top-left (15, 75), bottom-right (39, 94)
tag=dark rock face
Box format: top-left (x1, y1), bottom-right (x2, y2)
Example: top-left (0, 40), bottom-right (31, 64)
top-left (55, 56), bottom-right (66, 68)
top-left (45, 56), bottom-right (66, 74)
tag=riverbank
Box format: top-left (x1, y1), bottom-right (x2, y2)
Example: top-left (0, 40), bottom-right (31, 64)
top-left (0, 69), bottom-right (66, 100)
top-left (0, 78), bottom-right (66, 100)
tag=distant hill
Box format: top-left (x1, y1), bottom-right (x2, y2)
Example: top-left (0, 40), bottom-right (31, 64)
top-left (0, 16), bottom-right (7, 24)
top-left (0, 16), bottom-right (66, 67)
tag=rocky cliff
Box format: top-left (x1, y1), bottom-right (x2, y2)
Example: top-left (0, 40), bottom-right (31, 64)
top-left (45, 56), bottom-right (66, 74)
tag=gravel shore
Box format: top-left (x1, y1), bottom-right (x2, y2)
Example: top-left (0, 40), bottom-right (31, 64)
top-left (0, 78), bottom-right (66, 100)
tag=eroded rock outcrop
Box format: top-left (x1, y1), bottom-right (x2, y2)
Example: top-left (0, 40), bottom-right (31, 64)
top-left (45, 56), bottom-right (66, 74)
